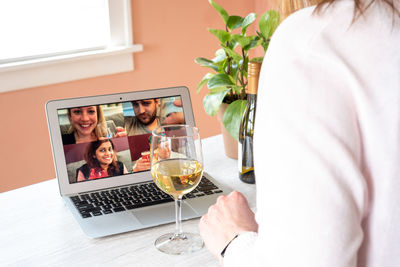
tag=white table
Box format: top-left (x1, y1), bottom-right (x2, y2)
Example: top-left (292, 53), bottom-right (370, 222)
top-left (0, 135), bottom-right (256, 267)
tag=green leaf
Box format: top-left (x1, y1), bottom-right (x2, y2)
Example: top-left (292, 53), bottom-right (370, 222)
top-left (212, 49), bottom-right (227, 63)
top-left (194, 57), bottom-right (219, 71)
top-left (262, 40), bottom-right (270, 52)
top-left (203, 88), bottom-right (230, 116)
top-left (197, 73), bottom-right (215, 93)
top-left (208, 28), bottom-right (231, 44)
top-left (209, 87), bottom-right (231, 94)
top-left (227, 15), bottom-right (243, 30)
top-left (230, 85), bottom-right (244, 95)
top-left (214, 50), bottom-right (227, 72)
top-left (209, 0), bottom-right (229, 24)
top-left (229, 61), bottom-right (239, 82)
top-left (216, 59), bottom-right (227, 73)
top-left (259, 10), bottom-right (280, 39)
top-left (222, 46), bottom-right (242, 62)
top-left (241, 13), bottom-right (257, 35)
top-left (222, 100), bottom-right (247, 140)
top-left (215, 48), bottom-right (226, 56)
top-left (231, 34), bottom-right (252, 49)
top-left (243, 36), bottom-right (262, 50)
top-left (208, 73), bottom-right (235, 89)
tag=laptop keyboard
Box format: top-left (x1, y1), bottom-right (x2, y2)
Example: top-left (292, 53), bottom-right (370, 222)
top-left (70, 176), bottom-right (223, 219)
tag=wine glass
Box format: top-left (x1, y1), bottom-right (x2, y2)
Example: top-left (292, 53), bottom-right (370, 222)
top-left (96, 121), bottom-right (117, 139)
top-left (150, 125), bottom-right (204, 255)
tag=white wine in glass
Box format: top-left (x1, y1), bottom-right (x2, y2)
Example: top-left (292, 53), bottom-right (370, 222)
top-left (150, 125), bottom-right (204, 255)
top-left (151, 159), bottom-right (203, 197)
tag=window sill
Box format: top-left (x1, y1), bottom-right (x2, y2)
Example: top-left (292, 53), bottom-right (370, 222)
top-left (0, 44), bottom-right (143, 93)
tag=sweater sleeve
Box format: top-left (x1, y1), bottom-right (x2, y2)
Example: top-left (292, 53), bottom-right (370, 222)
top-left (223, 232), bottom-right (258, 266)
top-left (223, 7), bottom-right (368, 267)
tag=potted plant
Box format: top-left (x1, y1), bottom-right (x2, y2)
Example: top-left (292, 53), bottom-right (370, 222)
top-left (195, 0), bottom-right (280, 158)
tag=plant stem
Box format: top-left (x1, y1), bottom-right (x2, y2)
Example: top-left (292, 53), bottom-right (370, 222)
top-left (239, 48), bottom-right (247, 100)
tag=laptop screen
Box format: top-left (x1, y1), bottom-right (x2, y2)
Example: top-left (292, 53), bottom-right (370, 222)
top-left (57, 96), bottom-right (185, 184)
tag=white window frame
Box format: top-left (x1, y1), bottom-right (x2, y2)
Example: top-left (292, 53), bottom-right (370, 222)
top-left (0, 0), bottom-right (143, 93)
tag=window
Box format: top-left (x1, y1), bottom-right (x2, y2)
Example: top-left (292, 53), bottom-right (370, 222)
top-left (0, 0), bottom-right (143, 93)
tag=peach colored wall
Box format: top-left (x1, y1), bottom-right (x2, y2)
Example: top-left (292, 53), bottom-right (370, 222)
top-left (0, 0), bottom-right (272, 192)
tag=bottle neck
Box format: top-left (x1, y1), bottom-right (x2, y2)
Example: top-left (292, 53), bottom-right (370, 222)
top-left (247, 75), bottom-right (259, 95)
top-left (247, 62), bottom-right (261, 94)
top-left (247, 93), bottom-right (257, 101)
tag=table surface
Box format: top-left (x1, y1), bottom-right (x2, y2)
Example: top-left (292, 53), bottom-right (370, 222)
top-left (0, 135), bottom-right (256, 267)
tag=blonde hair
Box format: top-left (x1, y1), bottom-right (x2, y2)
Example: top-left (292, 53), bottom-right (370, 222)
top-left (279, 0), bottom-right (321, 19)
top-left (279, 0), bottom-right (400, 20)
top-left (67, 106), bottom-right (106, 137)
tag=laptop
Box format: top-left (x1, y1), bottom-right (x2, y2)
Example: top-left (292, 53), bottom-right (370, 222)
top-left (46, 86), bottom-right (230, 238)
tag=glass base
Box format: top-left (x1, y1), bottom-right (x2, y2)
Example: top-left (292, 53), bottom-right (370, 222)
top-left (155, 232), bottom-right (204, 255)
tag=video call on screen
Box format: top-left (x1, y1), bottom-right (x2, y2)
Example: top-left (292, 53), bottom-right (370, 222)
top-left (57, 96), bottom-right (185, 184)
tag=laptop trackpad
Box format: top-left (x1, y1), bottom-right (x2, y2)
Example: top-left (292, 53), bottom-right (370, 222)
top-left (133, 202), bottom-right (197, 226)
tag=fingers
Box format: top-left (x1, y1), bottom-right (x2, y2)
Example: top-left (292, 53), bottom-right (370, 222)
top-left (228, 190), bottom-right (249, 206)
top-left (134, 158), bottom-right (151, 172)
top-left (207, 203), bottom-right (219, 215)
top-left (228, 190), bottom-right (243, 199)
top-left (216, 194), bottom-right (227, 205)
top-left (199, 190), bottom-right (258, 261)
top-left (164, 112), bottom-right (185, 125)
top-left (173, 99), bottom-right (182, 107)
top-left (206, 194), bottom-right (231, 223)
top-left (204, 191), bottom-right (248, 220)
top-left (214, 191), bottom-right (242, 210)
top-left (113, 128), bottom-right (127, 137)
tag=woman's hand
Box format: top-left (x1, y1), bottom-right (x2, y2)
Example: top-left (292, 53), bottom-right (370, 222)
top-left (199, 191), bottom-right (258, 262)
top-left (164, 112), bottom-right (185, 124)
top-left (133, 157), bottom-right (151, 172)
top-left (164, 100), bottom-right (184, 124)
top-left (114, 127), bottom-right (127, 137)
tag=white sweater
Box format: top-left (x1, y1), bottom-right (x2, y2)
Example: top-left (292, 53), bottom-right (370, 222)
top-left (224, 1), bottom-right (400, 266)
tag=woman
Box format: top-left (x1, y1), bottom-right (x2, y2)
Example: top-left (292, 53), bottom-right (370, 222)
top-left (76, 139), bottom-right (128, 181)
top-left (199, 0), bottom-right (400, 267)
top-left (62, 105), bottom-right (106, 144)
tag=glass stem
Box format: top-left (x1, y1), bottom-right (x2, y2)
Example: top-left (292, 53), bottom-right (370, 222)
top-left (174, 196), bottom-right (183, 237)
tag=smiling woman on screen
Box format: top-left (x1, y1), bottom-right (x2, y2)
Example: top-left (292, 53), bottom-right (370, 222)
top-left (62, 106), bottom-right (106, 144)
top-left (76, 139), bottom-right (128, 182)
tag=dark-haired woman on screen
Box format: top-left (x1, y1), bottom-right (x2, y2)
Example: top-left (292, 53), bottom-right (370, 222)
top-left (76, 139), bottom-right (128, 181)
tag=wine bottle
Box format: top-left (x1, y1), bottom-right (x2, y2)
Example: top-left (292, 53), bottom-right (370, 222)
top-left (238, 61), bottom-right (261, 184)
